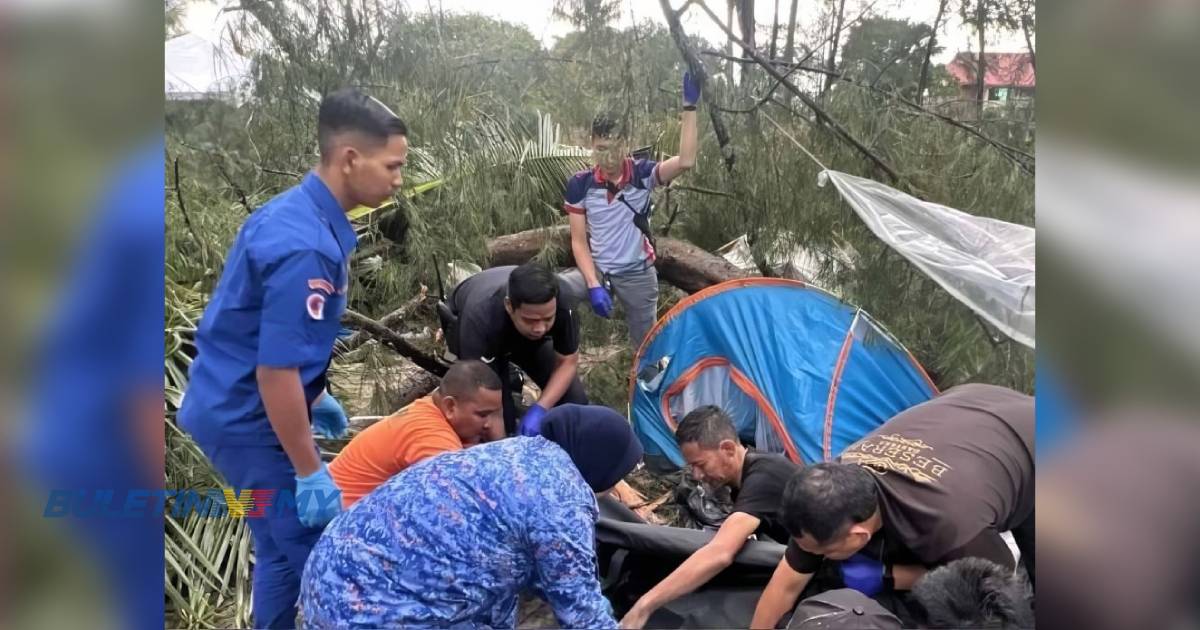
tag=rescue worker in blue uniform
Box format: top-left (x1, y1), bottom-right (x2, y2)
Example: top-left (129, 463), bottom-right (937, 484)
top-left (178, 88), bottom-right (409, 629)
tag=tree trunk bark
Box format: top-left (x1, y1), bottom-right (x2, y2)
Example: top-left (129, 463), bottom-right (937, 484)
top-left (486, 226), bottom-right (751, 294)
top-left (339, 286), bottom-right (429, 353)
top-left (769, 0), bottom-right (780, 60)
top-left (783, 0), bottom-right (800, 103)
top-left (342, 309), bottom-right (450, 376)
top-left (784, 0), bottom-right (800, 63)
top-left (349, 225), bottom-right (751, 380)
top-left (726, 0), bottom-right (737, 86)
top-left (1021, 11), bottom-right (1035, 70)
top-left (822, 0), bottom-right (848, 97)
top-left (974, 0), bottom-right (988, 119)
top-left (373, 370), bottom-right (440, 421)
top-left (915, 0), bottom-right (948, 106)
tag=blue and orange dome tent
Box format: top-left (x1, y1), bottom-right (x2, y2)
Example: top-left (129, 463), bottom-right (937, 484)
top-left (628, 278), bottom-right (938, 469)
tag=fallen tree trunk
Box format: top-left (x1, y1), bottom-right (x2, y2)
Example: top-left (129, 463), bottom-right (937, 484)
top-left (339, 285), bottom-right (429, 353)
top-left (486, 226), bottom-right (750, 294)
top-left (344, 229), bottom-right (747, 380)
top-left (342, 309), bottom-right (449, 376)
top-left (379, 370), bottom-right (440, 411)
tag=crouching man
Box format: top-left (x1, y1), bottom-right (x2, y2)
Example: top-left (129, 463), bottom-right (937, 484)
top-left (328, 360), bottom-right (502, 507)
top-left (751, 384), bottom-right (1034, 628)
top-left (620, 406), bottom-right (800, 628)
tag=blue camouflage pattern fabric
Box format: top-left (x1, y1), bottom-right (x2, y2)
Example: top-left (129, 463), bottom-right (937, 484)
top-left (299, 437), bottom-right (617, 629)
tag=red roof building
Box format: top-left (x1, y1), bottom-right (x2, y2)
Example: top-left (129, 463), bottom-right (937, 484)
top-left (947, 52), bottom-right (1035, 101)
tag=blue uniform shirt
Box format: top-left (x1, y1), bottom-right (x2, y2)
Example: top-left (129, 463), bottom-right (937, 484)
top-left (179, 172), bottom-right (356, 446)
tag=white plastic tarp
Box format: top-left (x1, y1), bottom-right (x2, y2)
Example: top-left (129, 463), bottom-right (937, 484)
top-left (818, 170), bottom-right (1035, 348)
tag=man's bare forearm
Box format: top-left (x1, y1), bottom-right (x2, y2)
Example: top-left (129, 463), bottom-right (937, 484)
top-left (537, 354), bottom-right (579, 408)
top-left (257, 366), bottom-right (321, 476)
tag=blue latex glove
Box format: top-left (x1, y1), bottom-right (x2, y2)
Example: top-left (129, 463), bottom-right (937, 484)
top-left (518, 403), bottom-right (549, 437)
top-left (840, 552), bottom-right (885, 597)
top-left (682, 71), bottom-right (701, 107)
top-left (311, 391), bottom-right (349, 438)
top-left (588, 286), bottom-right (613, 318)
top-left (295, 463), bottom-right (342, 528)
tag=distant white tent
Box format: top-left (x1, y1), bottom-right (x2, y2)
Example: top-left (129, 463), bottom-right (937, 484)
top-left (165, 33), bottom-right (252, 102)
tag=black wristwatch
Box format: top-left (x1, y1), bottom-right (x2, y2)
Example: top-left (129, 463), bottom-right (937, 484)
top-left (682, 104), bottom-right (697, 111)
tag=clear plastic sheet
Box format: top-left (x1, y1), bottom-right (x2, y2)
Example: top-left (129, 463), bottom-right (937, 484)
top-left (819, 170), bottom-right (1035, 348)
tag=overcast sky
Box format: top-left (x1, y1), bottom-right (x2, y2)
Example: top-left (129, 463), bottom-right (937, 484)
top-left (183, 0), bottom-right (1029, 64)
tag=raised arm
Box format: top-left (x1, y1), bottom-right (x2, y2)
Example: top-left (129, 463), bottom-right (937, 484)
top-left (655, 72), bottom-right (700, 185)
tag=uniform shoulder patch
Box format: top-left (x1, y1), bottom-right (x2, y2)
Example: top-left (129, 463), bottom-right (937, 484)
top-left (308, 278), bottom-right (336, 295)
top-left (306, 293), bottom-right (326, 320)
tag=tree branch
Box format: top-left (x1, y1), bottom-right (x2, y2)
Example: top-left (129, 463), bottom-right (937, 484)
top-left (705, 50), bottom-right (1033, 172)
top-left (172, 157), bottom-right (201, 245)
top-left (689, 0), bottom-right (902, 184)
top-left (342, 309), bottom-right (449, 376)
top-left (916, 0), bottom-right (949, 105)
top-left (260, 166), bottom-right (304, 179)
top-left (213, 159), bottom-right (254, 215)
top-left (486, 226), bottom-right (750, 294)
top-left (709, 60), bottom-right (804, 114)
top-left (671, 183), bottom-right (739, 199)
top-left (338, 286), bottom-right (429, 353)
top-left (451, 55), bottom-right (584, 70)
top-left (814, 68), bottom-right (1033, 171)
top-left (673, 0), bottom-right (696, 18)
top-left (661, 186), bottom-right (679, 237)
top-left (659, 0), bottom-right (736, 172)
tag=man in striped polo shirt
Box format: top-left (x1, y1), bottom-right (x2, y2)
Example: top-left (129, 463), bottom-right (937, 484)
top-left (563, 72), bottom-right (701, 349)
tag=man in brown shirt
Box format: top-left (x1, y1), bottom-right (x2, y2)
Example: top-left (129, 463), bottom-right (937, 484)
top-left (751, 384), bottom-right (1034, 628)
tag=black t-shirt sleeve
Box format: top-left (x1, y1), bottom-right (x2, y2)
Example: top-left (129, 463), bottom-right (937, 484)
top-left (551, 305), bottom-right (580, 355)
top-left (455, 308), bottom-right (495, 362)
top-left (784, 540), bottom-right (822, 574)
top-left (732, 468), bottom-right (782, 520)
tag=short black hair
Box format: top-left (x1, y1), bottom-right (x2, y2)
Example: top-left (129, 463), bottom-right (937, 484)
top-left (781, 463), bottom-right (878, 543)
top-left (911, 558), bottom-right (1034, 629)
top-left (591, 113), bottom-right (627, 139)
top-left (440, 359), bottom-right (502, 399)
top-left (675, 405), bottom-right (738, 449)
top-left (317, 88), bottom-right (408, 160)
top-left (506, 262), bottom-right (559, 308)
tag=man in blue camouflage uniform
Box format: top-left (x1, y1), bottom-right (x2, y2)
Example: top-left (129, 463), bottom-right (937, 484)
top-left (300, 405), bottom-right (643, 628)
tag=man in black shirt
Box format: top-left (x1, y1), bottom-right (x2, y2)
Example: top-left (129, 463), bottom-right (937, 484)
top-left (447, 262), bottom-right (587, 438)
top-left (621, 406), bottom-right (800, 628)
top-left (750, 384), bottom-right (1034, 628)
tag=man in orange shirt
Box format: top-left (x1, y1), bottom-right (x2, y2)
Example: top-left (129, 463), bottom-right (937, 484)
top-left (329, 359), bottom-right (502, 507)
